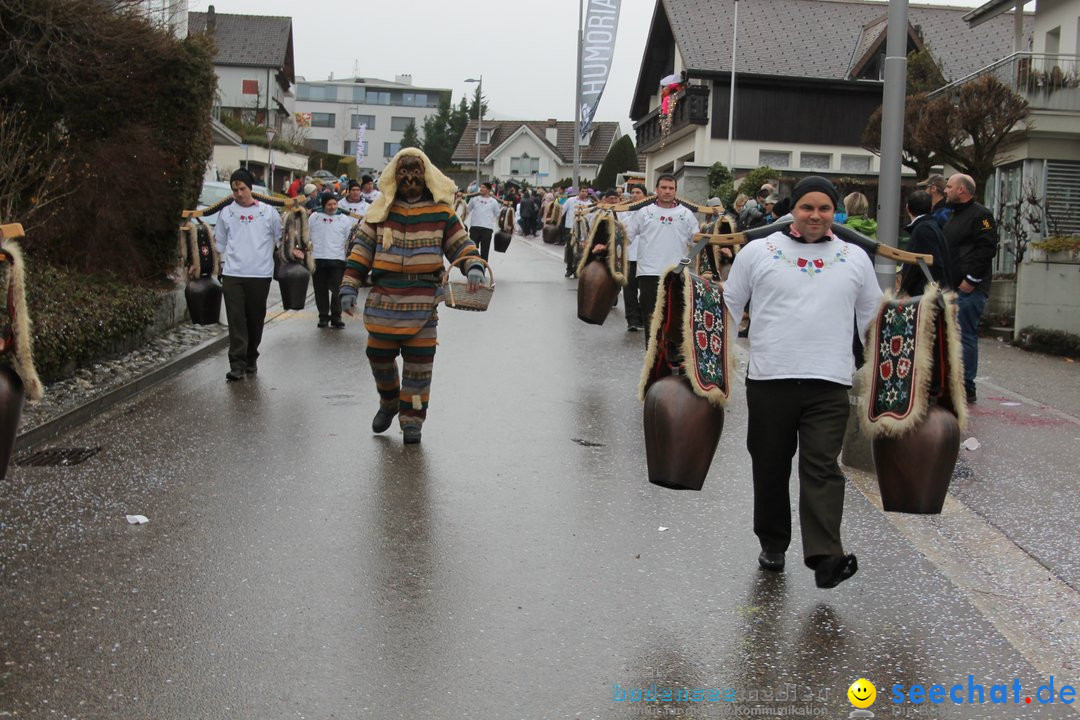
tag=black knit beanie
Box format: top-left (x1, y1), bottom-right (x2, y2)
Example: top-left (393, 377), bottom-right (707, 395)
top-left (230, 167), bottom-right (256, 190)
top-left (790, 175), bottom-right (839, 209)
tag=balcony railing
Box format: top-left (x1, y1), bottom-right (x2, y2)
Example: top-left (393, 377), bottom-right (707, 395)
top-left (929, 52), bottom-right (1080, 112)
top-left (634, 84), bottom-right (711, 153)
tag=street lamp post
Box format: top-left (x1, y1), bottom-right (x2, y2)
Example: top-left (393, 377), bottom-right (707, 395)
top-left (266, 126), bottom-right (277, 193)
top-left (464, 76), bottom-right (482, 190)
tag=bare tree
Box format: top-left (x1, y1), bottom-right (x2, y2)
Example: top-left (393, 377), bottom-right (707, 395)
top-left (931, 75), bottom-right (1031, 201)
top-left (862, 92), bottom-right (943, 179)
top-left (0, 103), bottom-right (71, 229)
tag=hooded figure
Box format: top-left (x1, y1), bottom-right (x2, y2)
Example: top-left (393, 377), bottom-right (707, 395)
top-left (338, 148), bottom-right (485, 444)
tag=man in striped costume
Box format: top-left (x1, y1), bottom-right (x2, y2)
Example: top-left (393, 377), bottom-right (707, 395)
top-left (339, 148), bottom-right (484, 444)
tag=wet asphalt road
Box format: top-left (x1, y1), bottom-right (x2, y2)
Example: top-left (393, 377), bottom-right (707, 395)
top-left (2, 235), bottom-right (1078, 719)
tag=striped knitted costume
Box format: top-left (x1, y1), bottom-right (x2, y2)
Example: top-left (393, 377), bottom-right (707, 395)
top-left (342, 195), bottom-right (480, 429)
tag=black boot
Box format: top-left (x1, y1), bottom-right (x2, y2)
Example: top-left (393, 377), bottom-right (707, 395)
top-left (372, 406), bottom-right (397, 433)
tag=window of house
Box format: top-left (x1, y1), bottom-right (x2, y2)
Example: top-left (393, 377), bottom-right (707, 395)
top-left (801, 152), bottom-right (831, 170)
top-left (390, 116), bottom-right (414, 132)
top-left (759, 150), bottom-right (791, 168)
top-left (840, 155), bottom-right (872, 173)
top-left (352, 86), bottom-right (366, 103)
top-left (369, 91), bottom-right (391, 105)
top-left (510, 154), bottom-right (540, 175)
top-left (310, 113), bottom-right (335, 128)
top-left (384, 142), bottom-right (402, 157)
top-left (414, 93), bottom-right (430, 107)
top-left (242, 79), bottom-right (259, 95)
top-left (476, 128), bottom-right (493, 145)
top-left (298, 84), bottom-right (337, 102)
top-left (351, 114), bottom-right (376, 130)
top-left (402, 93), bottom-right (415, 107)
top-left (344, 140), bottom-right (369, 156)
top-left (305, 138), bottom-right (329, 152)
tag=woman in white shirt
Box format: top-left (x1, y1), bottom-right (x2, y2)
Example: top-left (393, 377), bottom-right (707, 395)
top-left (308, 192), bottom-right (353, 329)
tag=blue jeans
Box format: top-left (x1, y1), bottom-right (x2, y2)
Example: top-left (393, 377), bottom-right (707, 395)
top-left (955, 290), bottom-right (988, 392)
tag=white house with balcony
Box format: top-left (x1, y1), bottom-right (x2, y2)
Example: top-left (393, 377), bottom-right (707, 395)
top-left (947, 0), bottom-right (1080, 335)
top-left (630, 0), bottom-right (1027, 202)
top-left (291, 75), bottom-right (451, 173)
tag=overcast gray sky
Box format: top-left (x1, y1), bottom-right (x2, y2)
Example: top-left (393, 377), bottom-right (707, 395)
top-left (200, 0), bottom-right (997, 135)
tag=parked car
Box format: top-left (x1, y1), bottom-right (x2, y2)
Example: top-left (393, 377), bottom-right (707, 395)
top-left (195, 180), bottom-right (269, 226)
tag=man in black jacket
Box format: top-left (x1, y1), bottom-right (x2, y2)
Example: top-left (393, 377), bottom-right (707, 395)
top-left (899, 190), bottom-right (951, 298)
top-left (943, 174), bottom-right (998, 403)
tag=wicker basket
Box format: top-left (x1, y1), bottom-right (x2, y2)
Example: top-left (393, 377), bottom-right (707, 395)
top-left (443, 256), bottom-right (495, 312)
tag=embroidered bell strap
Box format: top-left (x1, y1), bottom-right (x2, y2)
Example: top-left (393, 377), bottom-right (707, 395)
top-left (865, 293), bottom-right (938, 432)
top-left (684, 272), bottom-right (730, 402)
top-left (641, 269), bottom-right (730, 406)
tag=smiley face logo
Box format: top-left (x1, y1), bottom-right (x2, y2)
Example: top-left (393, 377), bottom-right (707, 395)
top-left (847, 678), bottom-right (876, 708)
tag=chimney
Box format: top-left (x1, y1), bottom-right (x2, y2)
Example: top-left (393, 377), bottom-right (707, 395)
top-left (545, 119), bottom-right (558, 145)
top-left (206, 5), bottom-right (216, 35)
top-left (395, 74), bottom-right (413, 85)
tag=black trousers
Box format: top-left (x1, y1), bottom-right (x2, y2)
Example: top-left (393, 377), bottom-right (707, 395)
top-left (622, 260), bottom-right (642, 328)
top-left (637, 275), bottom-right (660, 336)
top-left (470, 226), bottom-right (493, 261)
top-left (221, 275), bottom-right (271, 372)
top-left (312, 259), bottom-right (345, 322)
top-left (744, 378), bottom-right (850, 563)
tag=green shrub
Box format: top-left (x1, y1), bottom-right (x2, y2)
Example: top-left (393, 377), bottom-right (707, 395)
top-left (1014, 326), bottom-right (1080, 358)
top-left (26, 263), bottom-right (158, 382)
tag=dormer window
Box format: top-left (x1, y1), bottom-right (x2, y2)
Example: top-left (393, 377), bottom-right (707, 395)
top-left (477, 128), bottom-right (493, 145)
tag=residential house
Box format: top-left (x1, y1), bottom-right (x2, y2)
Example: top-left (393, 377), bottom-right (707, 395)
top-left (187, 7), bottom-right (306, 192)
top-left (940, 0), bottom-right (1080, 271)
top-left (945, 0), bottom-right (1080, 335)
top-left (451, 119), bottom-right (621, 188)
top-left (292, 75), bottom-right (451, 173)
top-left (631, 0), bottom-right (1027, 201)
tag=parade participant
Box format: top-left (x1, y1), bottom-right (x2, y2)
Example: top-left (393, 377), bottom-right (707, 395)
top-left (561, 186), bottom-right (592, 278)
top-left (360, 174), bottom-right (381, 204)
top-left (309, 192), bottom-right (352, 329)
top-left (942, 173), bottom-right (998, 403)
top-left (338, 179), bottom-right (370, 219)
top-left (338, 148), bottom-right (484, 444)
top-left (624, 174), bottom-right (698, 331)
top-left (622, 184), bottom-right (647, 331)
top-left (722, 175), bottom-right (882, 588)
top-left (466, 183), bottom-right (501, 261)
top-left (215, 168), bottom-right (301, 381)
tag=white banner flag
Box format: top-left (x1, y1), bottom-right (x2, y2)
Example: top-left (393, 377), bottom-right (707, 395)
top-left (355, 123), bottom-right (367, 167)
top-left (579, 0), bottom-right (622, 137)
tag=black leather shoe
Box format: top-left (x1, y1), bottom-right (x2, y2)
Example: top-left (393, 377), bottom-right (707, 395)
top-left (758, 551), bottom-right (785, 571)
top-left (225, 369), bottom-right (244, 382)
top-left (966, 388), bottom-right (977, 403)
top-left (814, 554), bottom-right (858, 588)
top-left (244, 363), bottom-right (257, 375)
top-left (331, 319), bottom-right (345, 329)
top-left (372, 406), bottom-right (397, 434)
top-left (317, 320), bottom-right (328, 328)
top-left (403, 426), bottom-right (422, 444)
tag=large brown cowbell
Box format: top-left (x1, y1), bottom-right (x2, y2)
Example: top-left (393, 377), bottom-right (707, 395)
top-left (576, 260), bottom-right (620, 325)
top-left (643, 375), bottom-right (725, 491)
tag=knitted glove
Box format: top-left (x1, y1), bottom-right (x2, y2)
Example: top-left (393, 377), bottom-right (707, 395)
top-left (340, 285), bottom-right (358, 314)
top-left (467, 267), bottom-right (485, 293)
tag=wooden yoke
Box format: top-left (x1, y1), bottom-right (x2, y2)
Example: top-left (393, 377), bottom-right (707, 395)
top-left (605, 194), bottom-right (723, 216)
top-left (0, 223), bottom-right (26, 240)
top-left (692, 221), bottom-right (934, 267)
top-left (182, 193), bottom-right (299, 219)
